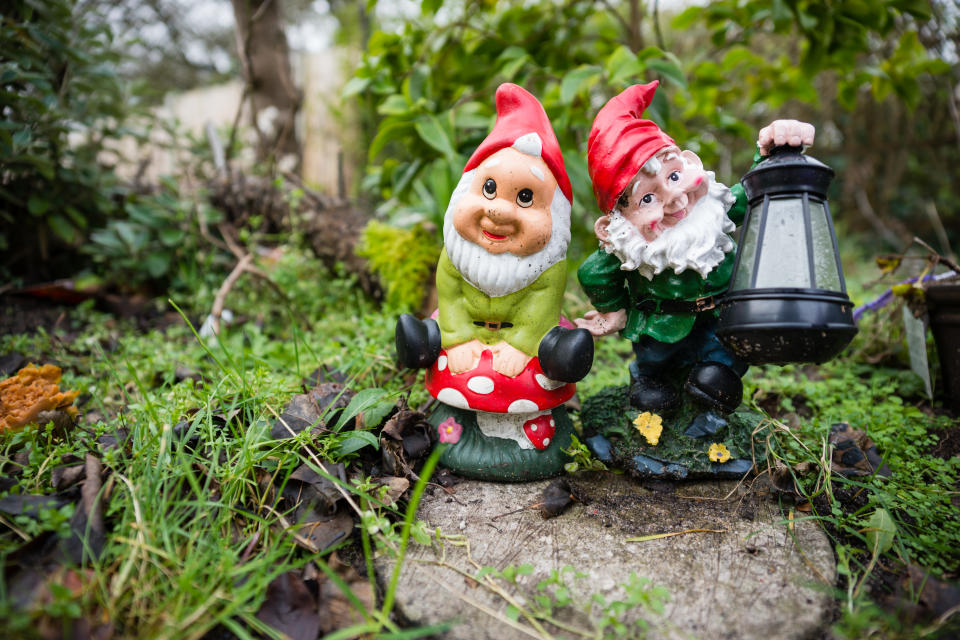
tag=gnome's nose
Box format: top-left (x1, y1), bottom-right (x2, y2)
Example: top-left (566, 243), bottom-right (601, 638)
top-left (484, 197), bottom-right (515, 222)
top-left (665, 191), bottom-right (688, 214)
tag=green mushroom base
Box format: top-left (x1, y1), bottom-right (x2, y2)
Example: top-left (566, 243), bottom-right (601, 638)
top-left (429, 404), bottom-right (573, 482)
top-left (580, 385), bottom-right (770, 480)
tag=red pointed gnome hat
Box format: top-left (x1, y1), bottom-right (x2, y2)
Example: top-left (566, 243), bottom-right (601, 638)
top-left (464, 83), bottom-right (572, 204)
top-left (587, 81), bottom-right (676, 214)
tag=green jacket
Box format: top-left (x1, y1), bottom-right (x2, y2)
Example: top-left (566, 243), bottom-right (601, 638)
top-left (436, 249), bottom-right (567, 357)
top-left (577, 182), bottom-right (748, 344)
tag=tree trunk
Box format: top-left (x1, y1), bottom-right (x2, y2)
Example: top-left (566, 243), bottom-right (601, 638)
top-left (230, 0), bottom-right (302, 171)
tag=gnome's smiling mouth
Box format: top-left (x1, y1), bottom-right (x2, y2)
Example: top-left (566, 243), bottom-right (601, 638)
top-left (482, 230), bottom-right (508, 241)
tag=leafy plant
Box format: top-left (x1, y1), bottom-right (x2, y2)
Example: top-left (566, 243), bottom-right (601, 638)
top-left (85, 177), bottom-right (229, 293)
top-left (0, 0), bottom-right (141, 277)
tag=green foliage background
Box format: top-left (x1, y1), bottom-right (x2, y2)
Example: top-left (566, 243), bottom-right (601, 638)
top-left (347, 0), bottom-right (956, 305)
top-left (1, 1), bottom-right (134, 262)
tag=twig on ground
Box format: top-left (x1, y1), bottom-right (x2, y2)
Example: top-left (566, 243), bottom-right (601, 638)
top-left (913, 236), bottom-right (960, 275)
top-left (625, 528), bottom-right (727, 543)
top-left (210, 254), bottom-right (253, 336)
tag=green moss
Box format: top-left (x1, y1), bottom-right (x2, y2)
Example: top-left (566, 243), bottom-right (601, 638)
top-left (356, 221), bottom-right (440, 312)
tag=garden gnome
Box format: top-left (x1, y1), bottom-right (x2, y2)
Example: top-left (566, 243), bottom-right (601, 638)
top-left (395, 83), bottom-right (592, 478)
top-left (576, 81), bottom-right (814, 414)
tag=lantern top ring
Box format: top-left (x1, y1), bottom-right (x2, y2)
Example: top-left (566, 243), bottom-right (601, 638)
top-left (741, 146), bottom-right (835, 202)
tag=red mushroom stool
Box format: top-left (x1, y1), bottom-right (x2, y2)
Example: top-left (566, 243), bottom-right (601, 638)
top-left (426, 349), bottom-right (574, 451)
top-left (423, 347), bottom-right (578, 481)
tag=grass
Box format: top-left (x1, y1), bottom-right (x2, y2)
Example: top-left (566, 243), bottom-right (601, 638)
top-left (1, 245), bottom-right (958, 639)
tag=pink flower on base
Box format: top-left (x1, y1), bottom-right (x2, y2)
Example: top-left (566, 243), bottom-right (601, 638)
top-left (437, 417), bottom-right (463, 444)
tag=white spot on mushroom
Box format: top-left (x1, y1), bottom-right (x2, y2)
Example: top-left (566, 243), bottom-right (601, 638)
top-left (508, 399), bottom-right (538, 414)
top-left (535, 374), bottom-right (565, 391)
top-left (467, 376), bottom-right (494, 394)
top-left (530, 424), bottom-right (538, 432)
top-left (550, 419), bottom-right (555, 427)
top-left (437, 355), bottom-right (448, 371)
top-left (437, 387), bottom-right (470, 410)
top-left (543, 437), bottom-right (551, 446)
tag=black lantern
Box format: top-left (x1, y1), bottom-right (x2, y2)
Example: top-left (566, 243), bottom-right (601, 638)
top-left (716, 146), bottom-right (857, 364)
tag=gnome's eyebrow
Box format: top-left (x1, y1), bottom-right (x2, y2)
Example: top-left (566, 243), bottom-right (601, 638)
top-left (483, 158), bottom-right (501, 169)
top-left (529, 166), bottom-right (545, 181)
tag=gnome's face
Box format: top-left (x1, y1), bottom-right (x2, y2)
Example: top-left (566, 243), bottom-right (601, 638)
top-left (452, 147), bottom-right (557, 257)
top-left (608, 148), bottom-right (708, 243)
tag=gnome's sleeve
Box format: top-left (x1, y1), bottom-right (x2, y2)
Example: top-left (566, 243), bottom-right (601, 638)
top-left (577, 249), bottom-right (631, 313)
top-left (436, 249), bottom-right (475, 349)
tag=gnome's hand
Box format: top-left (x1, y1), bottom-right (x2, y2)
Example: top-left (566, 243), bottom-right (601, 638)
top-left (758, 120), bottom-right (815, 156)
top-left (575, 309), bottom-right (627, 337)
top-left (489, 342), bottom-right (532, 378)
top-left (446, 339), bottom-right (486, 374)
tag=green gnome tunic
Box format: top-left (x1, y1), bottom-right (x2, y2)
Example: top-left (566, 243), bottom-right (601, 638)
top-left (577, 182), bottom-right (748, 344)
top-left (436, 248), bottom-right (567, 357)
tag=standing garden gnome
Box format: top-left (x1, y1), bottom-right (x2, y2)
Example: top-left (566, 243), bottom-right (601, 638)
top-left (575, 81), bottom-right (815, 479)
top-left (395, 83), bottom-right (594, 481)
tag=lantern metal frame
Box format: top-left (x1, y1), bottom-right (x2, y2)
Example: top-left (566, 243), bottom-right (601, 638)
top-left (717, 147), bottom-right (858, 365)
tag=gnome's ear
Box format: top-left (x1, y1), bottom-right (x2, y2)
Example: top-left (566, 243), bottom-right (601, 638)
top-left (595, 215), bottom-right (612, 243)
top-left (680, 150), bottom-right (703, 169)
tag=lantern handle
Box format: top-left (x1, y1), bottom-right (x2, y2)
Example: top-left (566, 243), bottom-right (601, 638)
top-left (767, 144), bottom-right (803, 157)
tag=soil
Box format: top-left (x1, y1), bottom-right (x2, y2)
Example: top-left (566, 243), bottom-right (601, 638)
top-left (0, 295), bottom-right (190, 338)
top-left (568, 471), bottom-right (765, 537)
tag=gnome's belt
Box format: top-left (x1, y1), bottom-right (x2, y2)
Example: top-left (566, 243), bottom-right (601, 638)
top-left (635, 295), bottom-right (719, 314)
top-left (473, 320), bottom-right (514, 331)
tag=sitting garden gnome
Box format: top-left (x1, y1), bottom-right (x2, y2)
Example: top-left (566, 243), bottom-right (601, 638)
top-left (576, 81), bottom-right (814, 415)
top-left (396, 83), bottom-right (593, 481)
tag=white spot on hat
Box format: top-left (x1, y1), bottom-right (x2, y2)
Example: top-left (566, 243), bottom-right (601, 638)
top-left (543, 437), bottom-right (551, 446)
top-left (513, 132), bottom-right (542, 157)
top-left (467, 376), bottom-right (494, 394)
top-left (437, 355), bottom-right (448, 371)
top-left (437, 387), bottom-right (470, 410)
top-left (507, 399), bottom-right (538, 414)
top-left (535, 373), bottom-right (564, 391)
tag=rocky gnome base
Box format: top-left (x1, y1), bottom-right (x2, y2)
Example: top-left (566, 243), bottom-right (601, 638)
top-left (580, 384), bottom-right (767, 480)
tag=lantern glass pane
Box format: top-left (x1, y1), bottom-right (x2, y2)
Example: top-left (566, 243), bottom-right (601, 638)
top-left (809, 201), bottom-right (843, 291)
top-left (731, 204), bottom-right (761, 291)
top-left (753, 197), bottom-right (811, 289)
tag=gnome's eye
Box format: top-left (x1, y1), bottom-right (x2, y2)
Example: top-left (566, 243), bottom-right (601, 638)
top-left (516, 188), bottom-right (534, 208)
top-left (482, 179), bottom-right (497, 199)
top-left (669, 171), bottom-right (681, 182)
top-left (640, 193), bottom-right (655, 205)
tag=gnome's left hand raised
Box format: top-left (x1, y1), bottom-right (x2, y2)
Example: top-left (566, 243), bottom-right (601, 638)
top-left (758, 120), bottom-right (815, 156)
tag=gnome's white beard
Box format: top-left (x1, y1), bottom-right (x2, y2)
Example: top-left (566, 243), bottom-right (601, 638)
top-left (602, 172), bottom-right (737, 280)
top-left (443, 169), bottom-right (571, 297)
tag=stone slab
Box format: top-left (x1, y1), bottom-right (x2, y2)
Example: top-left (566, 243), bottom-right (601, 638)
top-left (376, 473), bottom-right (835, 640)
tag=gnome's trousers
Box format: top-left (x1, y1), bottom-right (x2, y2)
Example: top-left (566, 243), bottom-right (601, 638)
top-left (628, 315), bottom-right (747, 380)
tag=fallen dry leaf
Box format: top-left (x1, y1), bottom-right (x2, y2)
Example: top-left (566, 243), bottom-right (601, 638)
top-left (830, 422), bottom-right (892, 477)
top-left (256, 571), bottom-right (322, 640)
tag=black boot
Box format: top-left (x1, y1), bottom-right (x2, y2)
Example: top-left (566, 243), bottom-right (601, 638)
top-left (629, 375), bottom-right (679, 412)
top-left (395, 314), bottom-right (441, 369)
top-left (538, 326), bottom-right (594, 382)
top-left (684, 361), bottom-right (743, 414)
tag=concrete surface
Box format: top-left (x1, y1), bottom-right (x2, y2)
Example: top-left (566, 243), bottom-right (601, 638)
top-left (376, 473), bottom-right (836, 640)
